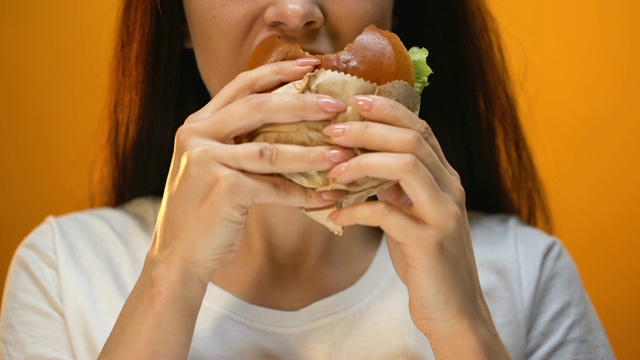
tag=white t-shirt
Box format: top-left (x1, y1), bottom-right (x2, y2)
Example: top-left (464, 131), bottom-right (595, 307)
top-left (1, 197), bottom-right (614, 359)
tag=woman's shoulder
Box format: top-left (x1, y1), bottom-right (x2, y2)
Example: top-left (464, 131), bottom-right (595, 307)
top-left (468, 210), bottom-right (560, 261)
top-left (37, 195), bottom-right (157, 234)
top-left (467, 212), bottom-right (616, 358)
top-left (8, 196), bottom-right (160, 298)
top-left (15, 196), bottom-right (160, 269)
top-left (467, 211), bottom-right (573, 307)
top-left (52, 196), bottom-right (160, 237)
top-left (2, 197), bottom-right (161, 359)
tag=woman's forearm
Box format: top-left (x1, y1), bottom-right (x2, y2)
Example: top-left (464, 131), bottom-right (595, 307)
top-left (424, 306), bottom-right (511, 360)
top-left (99, 253), bottom-right (209, 359)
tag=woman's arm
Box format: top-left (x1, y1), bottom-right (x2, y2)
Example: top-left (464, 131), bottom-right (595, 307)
top-left (326, 95), bottom-right (511, 359)
top-left (98, 58), bottom-right (351, 358)
top-left (98, 252), bottom-right (208, 359)
top-left (1, 222), bottom-right (75, 359)
top-left (521, 234), bottom-right (614, 359)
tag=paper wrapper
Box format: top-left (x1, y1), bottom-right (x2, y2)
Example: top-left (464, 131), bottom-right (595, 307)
top-left (239, 69), bottom-right (421, 234)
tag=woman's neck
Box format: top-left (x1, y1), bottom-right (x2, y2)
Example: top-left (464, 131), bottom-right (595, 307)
top-left (211, 204), bottom-right (382, 310)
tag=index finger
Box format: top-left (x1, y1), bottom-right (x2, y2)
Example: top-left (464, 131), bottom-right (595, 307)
top-left (350, 95), bottom-right (457, 177)
top-left (188, 92), bottom-right (347, 141)
top-left (195, 59), bottom-right (321, 119)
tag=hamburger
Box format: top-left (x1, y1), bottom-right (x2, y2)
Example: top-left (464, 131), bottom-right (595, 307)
top-left (242, 25), bottom-right (432, 234)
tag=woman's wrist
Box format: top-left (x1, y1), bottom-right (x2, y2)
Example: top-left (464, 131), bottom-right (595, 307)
top-left (99, 250), bottom-right (211, 359)
top-left (144, 245), bottom-right (214, 291)
top-left (421, 308), bottom-right (510, 359)
top-left (143, 250), bottom-right (212, 298)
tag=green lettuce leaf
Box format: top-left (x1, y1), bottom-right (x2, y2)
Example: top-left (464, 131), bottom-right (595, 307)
top-left (408, 46), bottom-right (433, 95)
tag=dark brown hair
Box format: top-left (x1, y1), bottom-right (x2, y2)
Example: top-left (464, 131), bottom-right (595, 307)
top-left (100, 0), bottom-right (552, 231)
top-left (99, 0), bottom-right (208, 206)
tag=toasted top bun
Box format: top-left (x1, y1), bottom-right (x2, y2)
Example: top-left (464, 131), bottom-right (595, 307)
top-left (246, 25), bottom-right (414, 87)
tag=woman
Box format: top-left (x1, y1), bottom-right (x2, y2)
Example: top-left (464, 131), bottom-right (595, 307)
top-left (0, 0), bottom-right (613, 359)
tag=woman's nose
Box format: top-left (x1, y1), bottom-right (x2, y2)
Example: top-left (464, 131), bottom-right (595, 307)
top-left (263, 0), bottom-right (324, 33)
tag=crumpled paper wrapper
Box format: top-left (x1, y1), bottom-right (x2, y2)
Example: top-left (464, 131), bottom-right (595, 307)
top-left (239, 69), bottom-right (421, 234)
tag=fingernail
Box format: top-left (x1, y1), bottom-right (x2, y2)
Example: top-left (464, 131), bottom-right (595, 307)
top-left (327, 162), bottom-right (348, 179)
top-left (351, 95), bottom-right (374, 111)
top-left (323, 123), bottom-right (348, 137)
top-left (295, 57), bottom-right (321, 66)
top-left (327, 149), bottom-right (353, 162)
top-left (318, 97), bottom-right (346, 112)
top-left (327, 210), bottom-right (339, 222)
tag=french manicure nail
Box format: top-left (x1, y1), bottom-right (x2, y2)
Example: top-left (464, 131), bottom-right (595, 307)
top-left (323, 123), bottom-right (348, 137)
top-left (318, 97), bottom-right (346, 112)
top-left (327, 210), bottom-right (339, 222)
top-left (295, 57), bottom-right (321, 66)
top-left (327, 149), bottom-right (351, 162)
top-left (328, 162), bottom-right (348, 179)
top-left (351, 95), bottom-right (374, 111)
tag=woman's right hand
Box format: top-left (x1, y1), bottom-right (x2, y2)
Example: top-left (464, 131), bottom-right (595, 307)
top-left (100, 59), bottom-right (352, 359)
top-left (148, 58), bottom-right (353, 286)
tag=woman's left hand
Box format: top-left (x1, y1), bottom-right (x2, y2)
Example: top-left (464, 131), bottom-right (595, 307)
top-left (324, 95), bottom-right (509, 358)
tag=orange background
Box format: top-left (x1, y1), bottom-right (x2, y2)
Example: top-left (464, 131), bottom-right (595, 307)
top-left (1, 0), bottom-right (638, 358)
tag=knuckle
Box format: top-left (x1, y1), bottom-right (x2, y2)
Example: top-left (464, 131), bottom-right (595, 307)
top-left (451, 168), bottom-right (462, 183)
top-left (406, 130), bottom-right (425, 150)
top-left (234, 70), bottom-right (253, 84)
top-left (294, 93), bottom-right (308, 110)
top-left (450, 181), bottom-right (467, 206)
top-left (214, 171), bottom-right (243, 193)
top-left (439, 202), bottom-right (464, 231)
top-left (181, 145), bottom-right (214, 168)
top-left (183, 111), bottom-right (203, 125)
top-left (173, 146), bottom-right (218, 185)
top-left (398, 154), bottom-right (421, 173)
top-left (308, 146), bottom-right (325, 165)
top-left (256, 143), bottom-right (278, 167)
top-left (174, 123), bottom-right (197, 147)
top-left (373, 201), bottom-right (395, 220)
top-left (360, 121), bottom-right (373, 137)
top-left (415, 120), bottom-right (433, 139)
top-left (447, 201), bottom-right (464, 220)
